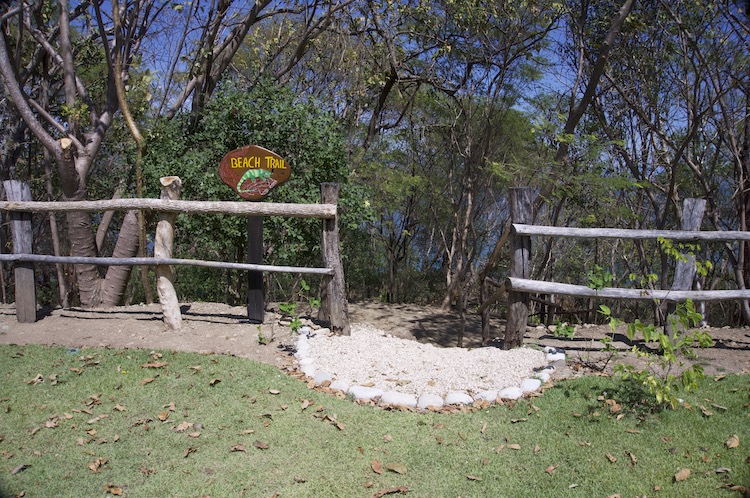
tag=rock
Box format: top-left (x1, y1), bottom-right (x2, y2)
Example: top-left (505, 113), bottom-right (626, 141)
top-left (546, 352), bottom-right (566, 362)
top-left (313, 371), bottom-right (333, 385)
top-left (300, 364), bottom-right (316, 377)
top-left (329, 380), bottom-right (350, 392)
top-left (520, 378), bottom-right (542, 393)
top-left (379, 391), bottom-right (418, 408)
top-left (279, 319), bottom-right (292, 327)
top-left (298, 325), bottom-right (312, 336)
top-left (298, 357), bottom-right (314, 366)
top-left (316, 328), bottom-right (332, 337)
top-left (444, 391), bottom-right (473, 405)
top-left (547, 324), bottom-right (557, 333)
top-left (417, 393), bottom-right (444, 410)
top-left (497, 387), bottom-right (524, 400)
top-left (474, 390), bottom-right (498, 403)
top-left (535, 371), bottom-right (551, 383)
top-left (348, 385), bottom-right (384, 401)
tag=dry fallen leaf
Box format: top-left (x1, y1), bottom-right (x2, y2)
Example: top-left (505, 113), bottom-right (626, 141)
top-left (507, 443), bottom-right (521, 450)
top-left (626, 451), bottom-right (637, 465)
top-left (606, 453), bottom-right (617, 463)
top-left (139, 466), bottom-right (155, 475)
top-left (510, 418), bottom-right (527, 424)
top-left (371, 460), bottom-right (383, 475)
top-left (726, 434), bottom-right (740, 449)
top-left (371, 486), bottom-right (409, 497)
top-left (268, 389), bottom-right (280, 395)
top-left (184, 447), bottom-right (197, 458)
top-left (141, 361), bottom-right (168, 368)
top-left (104, 484), bottom-right (123, 495)
top-left (254, 440), bottom-right (270, 450)
top-left (534, 444), bottom-right (541, 454)
top-left (383, 434), bottom-right (393, 442)
top-left (113, 404), bottom-right (126, 412)
top-left (699, 405), bottom-right (713, 417)
top-left (140, 377), bottom-right (154, 386)
top-left (230, 444), bottom-right (247, 453)
top-left (88, 458), bottom-right (107, 473)
top-left (385, 463), bottom-right (407, 475)
top-left (674, 468), bottom-right (691, 482)
top-left (175, 421), bottom-right (192, 433)
top-left (209, 378), bottom-right (221, 386)
top-left (545, 465), bottom-right (558, 474)
top-left (158, 411), bottom-right (170, 422)
top-left (11, 464), bottom-right (30, 475)
top-left (467, 475), bottom-right (482, 481)
top-left (626, 429), bottom-right (640, 434)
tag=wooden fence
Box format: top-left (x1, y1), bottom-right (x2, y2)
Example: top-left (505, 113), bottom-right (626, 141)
top-left (0, 178), bottom-right (350, 335)
top-left (504, 187), bottom-right (750, 349)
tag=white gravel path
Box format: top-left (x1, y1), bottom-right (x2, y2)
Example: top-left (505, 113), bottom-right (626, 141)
top-left (299, 323), bottom-right (552, 404)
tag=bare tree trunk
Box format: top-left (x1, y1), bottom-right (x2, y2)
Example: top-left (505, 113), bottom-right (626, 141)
top-left (99, 210), bottom-right (140, 306)
top-left (44, 157), bottom-right (69, 307)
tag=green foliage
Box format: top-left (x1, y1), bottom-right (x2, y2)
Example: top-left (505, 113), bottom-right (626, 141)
top-left (551, 321), bottom-right (576, 339)
top-left (278, 279), bottom-right (318, 334)
top-left (598, 300), bottom-right (712, 410)
top-left (143, 80), bottom-right (363, 303)
top-left (587, 265), bottom-right (614, 291)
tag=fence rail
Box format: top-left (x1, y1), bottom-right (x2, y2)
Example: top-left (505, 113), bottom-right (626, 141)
top-left (0, 178), bottom-right (349, 334)
top-left (0, 254), bottom-right (334, 275)
top-left (0, 199), bottom-right (336, 218)
top-left (502, 188), bottom-right (748, 349)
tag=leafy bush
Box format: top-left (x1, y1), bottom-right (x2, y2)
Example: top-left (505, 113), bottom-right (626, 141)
top-left (598, 300), bottom-right (712, 410)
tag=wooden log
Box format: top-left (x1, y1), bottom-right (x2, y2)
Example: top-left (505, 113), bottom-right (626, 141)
top-left (0, 253), bottom-right (333, 274)
top-left (247, 216), bottom-right (264, 324)
top-left (505, 188), bottom-right (533, 349)
top-left (155, 177), bottom-right (182, 330)
top-left (0, 199), bottom-right (336, 218)
top-left (3, 181), bottom-right (36, 323)
top-left (506, 277), bottom-right (750, 302)
top-left (512, 223), bottom-right (750, 242)
top-left (319, 183), bottom-right (350, 335)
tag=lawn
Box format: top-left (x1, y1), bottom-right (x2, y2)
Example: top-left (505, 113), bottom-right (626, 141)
top-left (0, 344), bottom-right (747, 497)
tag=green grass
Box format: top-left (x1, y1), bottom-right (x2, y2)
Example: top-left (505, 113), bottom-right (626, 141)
top-left (0, 344), bottom-right (748, 497)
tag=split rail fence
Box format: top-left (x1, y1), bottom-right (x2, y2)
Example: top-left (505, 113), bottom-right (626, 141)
top-left (0, 178), bottom-right (350, 334)
top-left (504, 187), bottom-right (750, 348)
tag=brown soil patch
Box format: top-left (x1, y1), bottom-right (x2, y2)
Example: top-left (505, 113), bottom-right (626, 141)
top-left (0, 300), bottom-right (748, 378)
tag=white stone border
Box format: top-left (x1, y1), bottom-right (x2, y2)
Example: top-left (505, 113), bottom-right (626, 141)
top-left (293, 330), bottom-right (566, 410)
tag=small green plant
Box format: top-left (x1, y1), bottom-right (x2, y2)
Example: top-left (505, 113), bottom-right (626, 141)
top-left (551, 321), bottom-right (576, 339)
top-left (598, 300), bottom-right (712, 410)
top-left (587, 265), bottom-right (614, 290)
top-left (279, 279), bottom-right (320, 334)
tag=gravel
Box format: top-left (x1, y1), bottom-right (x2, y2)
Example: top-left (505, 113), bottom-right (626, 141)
top-left (303, 323), bottom-right (548, 398)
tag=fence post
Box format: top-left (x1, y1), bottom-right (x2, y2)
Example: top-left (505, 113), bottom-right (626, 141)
top-left (504, 187), bottom-right (533, 349)
top-left (155, 176), bottom-right (182, 330)
top-left (319, 183), bottom-right (350, 335)
top-left (3, 180), bottom-right (36, 323)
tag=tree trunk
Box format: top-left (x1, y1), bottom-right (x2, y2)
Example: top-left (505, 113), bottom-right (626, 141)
top-left (99, 210), bottom-right (140, 306)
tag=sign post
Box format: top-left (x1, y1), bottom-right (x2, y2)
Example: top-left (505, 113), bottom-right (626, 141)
top-left (219, 145), bottom-right (291, 323)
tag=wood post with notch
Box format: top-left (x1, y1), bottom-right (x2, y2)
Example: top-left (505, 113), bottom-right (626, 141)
top-left (3, 180), bottom-right (36, 323)
top-left (504, 187), bottom-right (533, 349)
top-left (155, 176), bottom-right (182, 330)
top-left (319, 183), bottom-right (350, 335)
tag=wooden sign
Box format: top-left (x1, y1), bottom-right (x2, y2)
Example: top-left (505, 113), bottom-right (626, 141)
top-left (219, 145), bottom-right (291, 200)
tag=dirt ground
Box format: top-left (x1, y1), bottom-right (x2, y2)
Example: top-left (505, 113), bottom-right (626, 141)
top-left (0, 300), bottom-right (749, 378)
